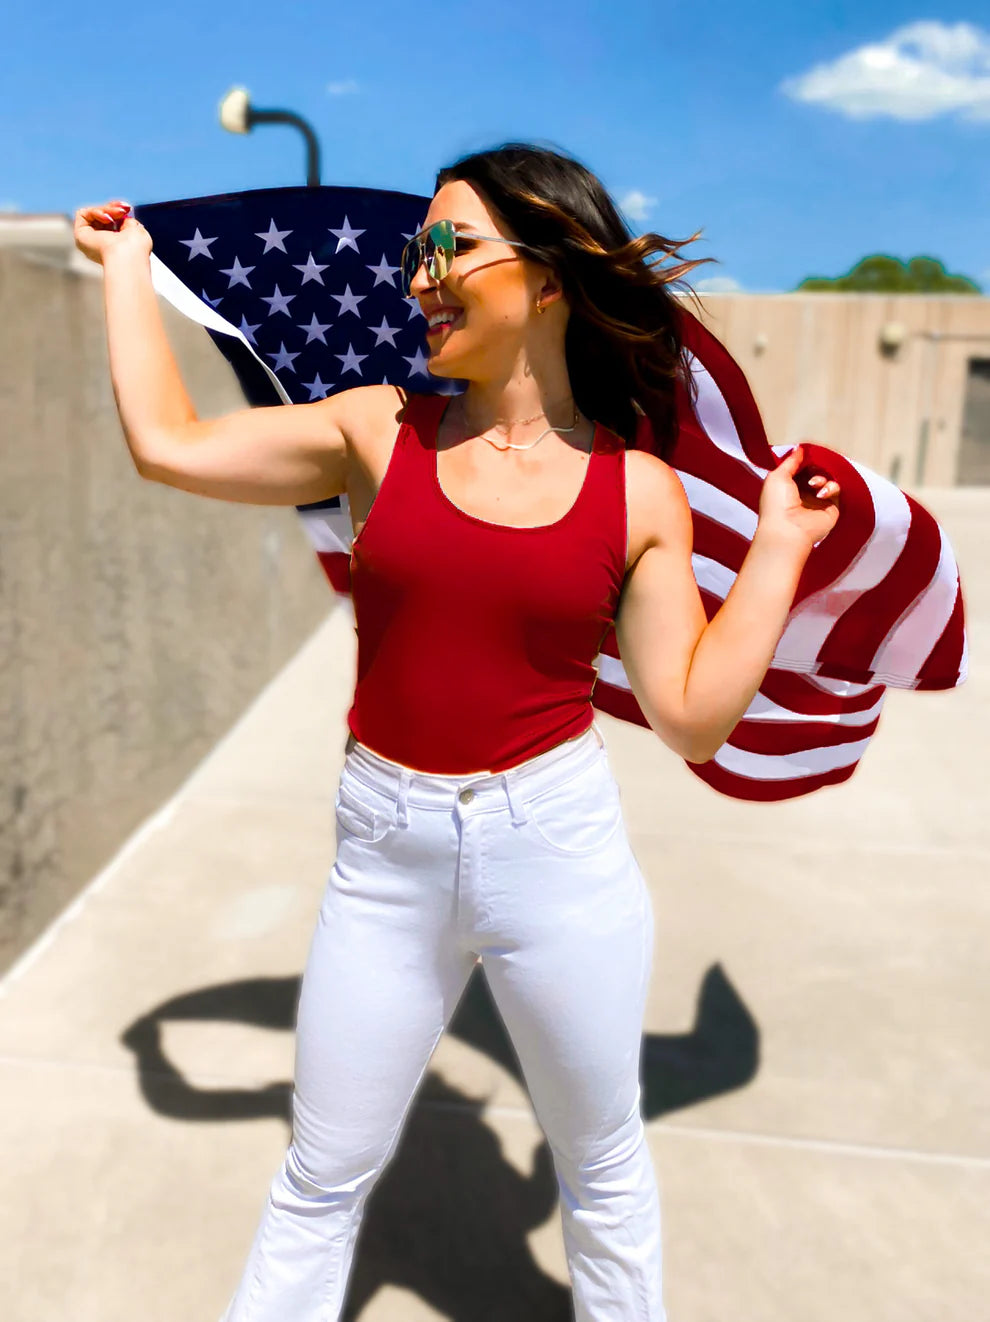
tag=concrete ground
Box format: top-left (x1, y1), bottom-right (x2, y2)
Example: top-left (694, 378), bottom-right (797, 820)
top-left (0, 487), bottom-right (987, 1322)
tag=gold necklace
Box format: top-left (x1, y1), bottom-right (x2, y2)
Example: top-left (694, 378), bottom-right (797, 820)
top-left (457, 395), bottom-right (582, 452)
top-left (478, 408), bottom-right (582, 451)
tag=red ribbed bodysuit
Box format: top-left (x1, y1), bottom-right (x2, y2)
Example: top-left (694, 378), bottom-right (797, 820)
top-left (346, 391), bottom-right (627, 773)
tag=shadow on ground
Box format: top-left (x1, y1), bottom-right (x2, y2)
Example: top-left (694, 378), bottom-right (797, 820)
top-left (121, 961), bottom-right (758, 1320)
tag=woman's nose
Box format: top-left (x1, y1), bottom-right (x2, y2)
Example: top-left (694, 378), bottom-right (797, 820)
top-left (408, 258), bottom-right (438, 298)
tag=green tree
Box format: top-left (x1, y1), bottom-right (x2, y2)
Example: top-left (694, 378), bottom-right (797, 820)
top-left (796, 254), bottom-right (981, 295)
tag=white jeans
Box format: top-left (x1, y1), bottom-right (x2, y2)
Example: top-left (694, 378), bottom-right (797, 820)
top-left (220, 722), bottom-right (666, 1321)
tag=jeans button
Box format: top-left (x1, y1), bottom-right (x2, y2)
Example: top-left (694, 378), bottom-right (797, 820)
top-left (458, 788), bottom-right (475, 804)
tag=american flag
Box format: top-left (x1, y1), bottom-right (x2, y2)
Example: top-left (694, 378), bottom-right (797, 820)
top-left (133, 184), bottom-right (968, 802)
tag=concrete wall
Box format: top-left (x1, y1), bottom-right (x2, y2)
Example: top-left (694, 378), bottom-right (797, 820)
top-left (686, 292), bottom-right (990, 486)
top-left (0, 248), bottom-right (333, 976)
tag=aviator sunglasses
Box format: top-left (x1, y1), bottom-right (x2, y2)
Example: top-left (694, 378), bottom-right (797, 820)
top-left (400, 219), bottom-right (535, 298)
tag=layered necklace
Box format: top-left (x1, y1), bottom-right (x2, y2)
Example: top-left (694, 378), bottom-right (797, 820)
top-left (459, 395), bottom-right (583, 452)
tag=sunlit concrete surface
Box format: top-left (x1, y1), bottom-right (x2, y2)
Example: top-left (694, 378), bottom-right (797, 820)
top-left (0, 487), bottom-right (986, 1322)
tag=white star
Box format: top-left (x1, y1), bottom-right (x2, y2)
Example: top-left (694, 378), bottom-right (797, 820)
top-left (261, 284), bottom-right (296, 317)
top-left (405, 296), bottom-right (425, 321)
top-left (200, 289), bottom-right (223, 308)
top-left (300, 312), bottom-right (333, 344)
top-left (328, 216), bottom-right (366, 253)
top-left (400, 217), bottom-right (427, 241)
top-left (331, 283), bottom-right (366, 317)
top-left (369, 315), bottom-right (399, 347)
top-left (403, 347), bottom-right (430, 377)
top-left (218, 256), bottom-right (255, 289)
top-left (292, 252), bottom-right (330, 285)
top-left (180, 228), bottom-right (218, 260)
top-left (366, 253), bottom-right (400, 287)
top-left (302, 372), bottom-right (332, 400)
top-left (267, 342), bottom-right (301, 373)
top-left (255, 219), bottom-right (292, 254)
top-left (335, 344), bottom-right (368, 376)
top-left (237, 314), bottom-right (262, 344)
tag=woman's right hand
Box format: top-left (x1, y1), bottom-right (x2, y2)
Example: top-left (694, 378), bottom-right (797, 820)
top-left (73, 200), bottom-right (152, 266)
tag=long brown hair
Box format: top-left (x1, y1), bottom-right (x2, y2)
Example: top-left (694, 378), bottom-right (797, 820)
top-left (435, 140), bottom-right (712, 456)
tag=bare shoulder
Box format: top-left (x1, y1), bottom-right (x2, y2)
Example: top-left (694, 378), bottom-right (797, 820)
top-left (330, 382), bottom-right (411, 455)
top-left (624, 448), bottom-right (692, 565)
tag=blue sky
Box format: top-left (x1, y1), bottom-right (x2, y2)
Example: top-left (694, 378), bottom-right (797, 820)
top-left (2, 1), bottom-right (987, 292)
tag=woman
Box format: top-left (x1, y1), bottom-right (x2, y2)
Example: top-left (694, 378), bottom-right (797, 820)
top-left (76, 142), bottom-right (840, 1322)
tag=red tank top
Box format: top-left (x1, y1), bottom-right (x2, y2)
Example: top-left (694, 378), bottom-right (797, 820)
top-left (346, 392), bottom-right (627, 773)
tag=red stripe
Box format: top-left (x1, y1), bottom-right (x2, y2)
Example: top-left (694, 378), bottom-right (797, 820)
top-left (915, 574), bottom-right (967, 689)
top-left (668, 412), bottom-right (765, 509)
top-left (816, 491), bottom-right (941, 671)
top-left (699, 587), bottom-right (723, 622)
top-left (691, 511), bottom-right (751, 575)
top-left (759, 668), bottom-right (885, 716)
top-left (591, 680), bottom-right (650, 728)
top-left (678, 310), bottom-right (775, 469)
top-left (727, 713), bottom-right (881, 755)
top-left (685, 757), bottom-right (860, 801)
top-left (789, 446), bottom-right (877, 605)
top-left (316, 550), bottom-right (352, 596)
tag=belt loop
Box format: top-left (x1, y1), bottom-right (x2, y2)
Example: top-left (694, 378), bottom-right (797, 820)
top-left (503, 771), bottom-right (529, 827)
top-left (395, 769), bottom-right (412, 828)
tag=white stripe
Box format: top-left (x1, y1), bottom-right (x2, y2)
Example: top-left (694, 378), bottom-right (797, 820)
top-left (149, 251), bottom-right (293, 405)
top-left (297, 505), bottom-right (354, 554)
top-left (745, 689), bottom-right (885, 728)
top-left (597, 652), bottom-right (631, 691)
top-left (774, 463), bottom-right (910, 667)
top-left (685, 353), bottom-right (771, 479)
top-left (673, 469), bottom-right (758, 540)
top-left (712, 734), bottom-right (872, 780)
top-left (957, 629), bottom-right (970, 685)
top-left (691, 552), bottom-right (736, 601)
top-left (869, 524), bottom-right (960, 680)
top-left (804, 673), bottom-right (881, 697)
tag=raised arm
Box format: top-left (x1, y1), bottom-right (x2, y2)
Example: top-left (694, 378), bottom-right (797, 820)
top-left (614, 447), bottom-right (840, 764)
top-left (75, 198), bottom-right (373, 506)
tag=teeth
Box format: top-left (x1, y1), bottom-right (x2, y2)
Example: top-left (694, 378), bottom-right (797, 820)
top-left (427, 311), bottom-right (459, 329)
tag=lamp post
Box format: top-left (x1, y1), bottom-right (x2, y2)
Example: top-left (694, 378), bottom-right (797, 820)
top-left (218, 86), bottom-right (322, 186)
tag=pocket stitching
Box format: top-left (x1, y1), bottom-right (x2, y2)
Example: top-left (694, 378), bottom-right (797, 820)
top-left (523, 760), bottom-right (623, 855)
top-left (335, 782), bottom-right (392, 843)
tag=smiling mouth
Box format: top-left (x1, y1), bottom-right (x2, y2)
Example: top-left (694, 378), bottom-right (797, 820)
top-left (426, 311), bottom-right (463, 337)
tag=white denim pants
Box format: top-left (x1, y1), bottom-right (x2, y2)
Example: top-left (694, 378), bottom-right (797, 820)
top-left (219, 722), bottom-right (666, 1322)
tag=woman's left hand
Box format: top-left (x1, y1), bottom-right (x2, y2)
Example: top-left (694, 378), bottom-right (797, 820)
top-left (757, 444), bottom-right (842, 550)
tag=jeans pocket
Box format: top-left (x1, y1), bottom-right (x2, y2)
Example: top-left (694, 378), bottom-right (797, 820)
top-left (524, 754), bottom-right (624, 856)
top-left (334, 777), bottom-right (394, 844)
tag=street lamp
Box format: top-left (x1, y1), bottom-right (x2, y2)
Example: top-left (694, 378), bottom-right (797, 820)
top-left (218, 86), bottom-right (322, 186)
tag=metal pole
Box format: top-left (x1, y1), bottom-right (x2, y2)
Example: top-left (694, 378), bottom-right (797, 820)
top-left (248, 109), bottom-right (321, 186)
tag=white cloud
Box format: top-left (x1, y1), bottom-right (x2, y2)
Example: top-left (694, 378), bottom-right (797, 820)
top-left (617, 189), bottom-right (657, 225)
top-left (780, 21), bottom-right (990, 121)
top-left (693, 275), bottom-right (743, 293)
top-left (326, 79), bottom-right (359, 96)
top-left (0, 201), bottom-right (21, 212)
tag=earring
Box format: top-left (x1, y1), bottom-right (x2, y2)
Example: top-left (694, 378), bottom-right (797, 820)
top-left (536, 298), bottom-right (546, 314)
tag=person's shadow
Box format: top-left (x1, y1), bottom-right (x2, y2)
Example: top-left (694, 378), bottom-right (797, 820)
top-left (121, 960), bottom-right (758, 1321)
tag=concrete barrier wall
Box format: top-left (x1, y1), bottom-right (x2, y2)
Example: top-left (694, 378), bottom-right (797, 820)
top-left (686, 292), bottom-right (990, 486)
top-left (0, 250), bottom-right (333, 976)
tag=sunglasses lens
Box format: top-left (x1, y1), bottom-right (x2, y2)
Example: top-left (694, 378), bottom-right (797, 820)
top-left (428, 221), bottom-right (454, 282)
top-left (400, 220), bottom-right (456, 296)
top-left (401, 241), bottom-right (420, 297)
